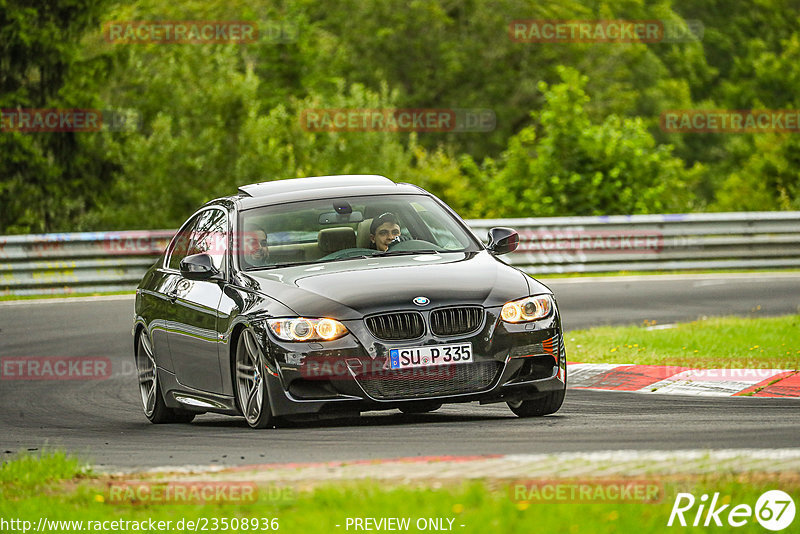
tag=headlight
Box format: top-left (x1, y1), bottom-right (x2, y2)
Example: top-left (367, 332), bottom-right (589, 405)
top-left (501, 295), bottom-right (553, 323)
top-left (267, 317), bottom-right (348, 342)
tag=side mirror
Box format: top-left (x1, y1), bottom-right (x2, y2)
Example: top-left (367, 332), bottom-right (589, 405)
top-left (180, 253), bottom-right (221, 280)
top-left (487, 227), bottom-right (519, 255)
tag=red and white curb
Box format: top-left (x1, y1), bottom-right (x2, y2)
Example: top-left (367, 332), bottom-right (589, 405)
top-left (567, 363), bottom-right (800, 397)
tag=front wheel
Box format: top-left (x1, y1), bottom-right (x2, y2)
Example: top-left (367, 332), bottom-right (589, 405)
top-left (507, 387), bottom-right (565, 417)
top-left (135, 333), bottom-right (195, 424)
top-left (235, 327), bottom-right (275, 429)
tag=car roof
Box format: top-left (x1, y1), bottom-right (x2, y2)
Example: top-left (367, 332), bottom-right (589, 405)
top-left (233, 175), bottom-right (426, 209)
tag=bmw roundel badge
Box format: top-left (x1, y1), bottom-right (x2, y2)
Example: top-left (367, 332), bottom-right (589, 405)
top-left (413, 296), bottom-right (430, 306)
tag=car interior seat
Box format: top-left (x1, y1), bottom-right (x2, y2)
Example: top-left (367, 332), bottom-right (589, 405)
top-left (356, 218), bottom-right (373, 249)
top-left (317, 227), bottom-right (356, 254)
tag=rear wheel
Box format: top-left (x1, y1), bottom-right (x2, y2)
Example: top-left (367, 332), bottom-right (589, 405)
top-left (135, 333), bottom-right (195, 424)
top-left (399, 402), bottom-right (442, 414)
top-left (235, 327), bottom-right (275, 429)
top-left (507, 387), bottom-right (565, 417)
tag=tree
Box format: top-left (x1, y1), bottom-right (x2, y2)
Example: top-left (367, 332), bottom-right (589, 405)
top-left (713, 133), bottom-right (800, 211)
top-left (0, 0), bottom-right (118, 233)
top-left (488, 66), bottom-right (702, 217)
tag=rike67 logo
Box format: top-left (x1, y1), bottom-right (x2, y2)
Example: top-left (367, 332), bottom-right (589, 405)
top-left (668, 490), bottom-right (795, 531)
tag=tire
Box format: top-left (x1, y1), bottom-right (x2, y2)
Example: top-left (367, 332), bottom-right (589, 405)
top-left (135, 333), bottom-right (195, 424)
top-left (507, 387), bottom-right (565, 417)
top-left (399, 402), bottom-right (442, 414)
top-left (234, 327), bottom-right (275, 429)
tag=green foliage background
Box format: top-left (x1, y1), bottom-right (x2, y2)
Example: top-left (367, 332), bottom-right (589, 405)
top-left (2, 0), bottom-right (799, 233)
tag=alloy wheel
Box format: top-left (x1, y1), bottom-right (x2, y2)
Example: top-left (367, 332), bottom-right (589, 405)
top-left (136, 334), bottom-right (157, 417)
top-left (236, 328), bottom-right (266, 425)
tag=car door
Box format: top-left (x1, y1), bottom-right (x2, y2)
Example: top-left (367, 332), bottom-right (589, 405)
top-left (165, 207), bottom-right (229, 394)
top-left (145, 214), bottom-right (200, 376)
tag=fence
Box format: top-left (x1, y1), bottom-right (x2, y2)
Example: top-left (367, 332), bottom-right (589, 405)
top-left (467, 211), bottom-right (800, 274)
top-left (1, 212), bottom-right (799, 296)
top-left (0, 230), bottom-right (174, 296)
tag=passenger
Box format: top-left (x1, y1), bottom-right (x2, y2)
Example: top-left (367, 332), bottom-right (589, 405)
top-left (369, 212), bottom-right (402, 251)
top-left (243, 223), bottom-right (270, 267)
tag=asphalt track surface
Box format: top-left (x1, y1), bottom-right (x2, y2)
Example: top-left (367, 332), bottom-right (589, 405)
top-left (1, 273), bottom-right (799, 469)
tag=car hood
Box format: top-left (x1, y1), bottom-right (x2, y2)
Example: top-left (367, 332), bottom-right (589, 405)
top-left (241, 251), bottom-right (549, 319)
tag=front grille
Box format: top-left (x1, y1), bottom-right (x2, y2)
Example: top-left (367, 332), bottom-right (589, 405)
top-left (366, 312), bottom-right (425, 340)
top-left (430, 306), bottom-right (483, 336)
top-left (355, 361), bottom-right (501, 400)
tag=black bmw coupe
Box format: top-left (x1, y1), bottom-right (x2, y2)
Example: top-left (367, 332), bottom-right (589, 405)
top-left (133, 175), bottom-right (566, 428)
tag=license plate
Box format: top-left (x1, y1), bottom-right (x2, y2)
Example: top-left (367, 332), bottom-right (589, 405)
top-left (389, 343), bottom-right (473, 370)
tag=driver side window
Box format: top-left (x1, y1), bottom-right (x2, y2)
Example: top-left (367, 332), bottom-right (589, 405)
top-left (166, 215), bottom-right (200, 271)
top-left (165, 209), bottom-right (228, 273)
top-left (188, 209), bottom-right (228, 274)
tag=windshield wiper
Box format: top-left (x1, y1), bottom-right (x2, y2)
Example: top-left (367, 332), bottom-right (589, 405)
top-left (327, 255), bottom-right (372, 262)
top-left (250, 250), bottom-right (441, 270)
top-left (371, 249), bottom-right (441, 257)
top-left (253, 255), bottom-right (372, 270)
top-left (254, 260), bottom-right (322, 270)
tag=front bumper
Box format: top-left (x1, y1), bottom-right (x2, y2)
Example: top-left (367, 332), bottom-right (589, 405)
top-left (262, 306), bottom-right (567, 418)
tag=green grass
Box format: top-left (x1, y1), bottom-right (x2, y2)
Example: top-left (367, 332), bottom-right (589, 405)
top-left (566, 315), bottom-right (800, 368)
top-left (0, 451), bottom-right (90, 503)
top-left (2, 452), bottom-right (797, 533)
top-left (0, 451), bottom-right (88, 486)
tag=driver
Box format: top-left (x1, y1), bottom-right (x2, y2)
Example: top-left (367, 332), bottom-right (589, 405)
top-left (242, 223), bottom-right (270, 267)
top-left (369, 212), bottom-right (402, 251)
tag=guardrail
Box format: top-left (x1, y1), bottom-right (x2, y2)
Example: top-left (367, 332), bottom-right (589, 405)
top-left (1, 212), bottom-right (799, 296)
top-left (0, 231), bottom-right (174, 296)
top-left (467, 211), bottom-right (800, 274)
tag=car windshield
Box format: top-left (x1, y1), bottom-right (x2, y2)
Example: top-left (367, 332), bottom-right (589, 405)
top-left (237, 194), bottom-right (481, 270)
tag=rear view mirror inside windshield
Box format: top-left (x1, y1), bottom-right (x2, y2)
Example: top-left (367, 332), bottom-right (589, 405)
top-left (319, 211), bottom-right (364, 224)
